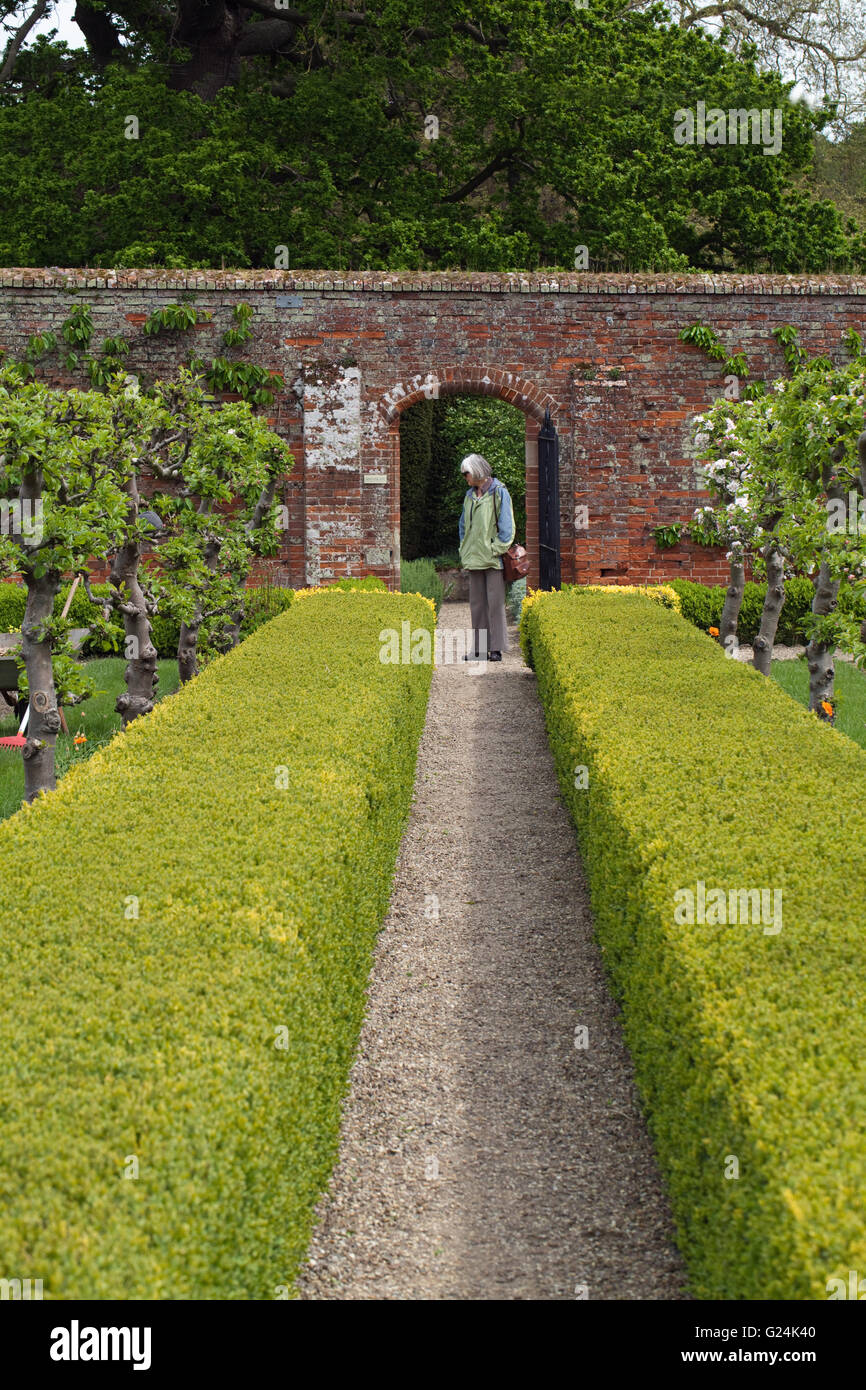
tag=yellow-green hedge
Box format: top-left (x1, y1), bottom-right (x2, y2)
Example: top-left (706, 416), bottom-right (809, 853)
top-left (520, 583), bottom-right (680, 665)
top-left (522, 588), bottom-right (866, 1300)
top-left (0, 589), bottom-right (434, 1298)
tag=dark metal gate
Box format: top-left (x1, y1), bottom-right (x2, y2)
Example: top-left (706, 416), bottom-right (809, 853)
top-left (538, 407), bottom-right (561, 590)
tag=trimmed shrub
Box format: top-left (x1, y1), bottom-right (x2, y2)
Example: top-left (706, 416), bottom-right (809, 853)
top-left (523, 583), bottom-right (680, 665)
top-left (522, 588), bottom-right (866, 1300)
top-left (665, 578), bottom-right (723, 634)
top-left (668, 576), bottom-right (855, 646)
top-left (327, 575), bottom-right (388, 592)
top-left (506, 576), bottom-right (527, 623)
top-left (0, 589), bottom-right (434, 1298)
top-left (239, 584), bottom-right (295, 638)
top-left (562, 581), bottom-right (681, 611)
top-left (0, 582), bottom-right (25, 632)
top-left (400, 557), bottom-right (444, 617)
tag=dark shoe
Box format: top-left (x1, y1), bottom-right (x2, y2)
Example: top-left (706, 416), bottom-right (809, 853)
top-left (462, 652), bottom-right (482, 661)
top-left (488, 650), bottom-right (502, 662)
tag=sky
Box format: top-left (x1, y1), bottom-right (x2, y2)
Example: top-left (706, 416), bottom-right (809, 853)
top-left (30, 0), bottom-right (85, 48)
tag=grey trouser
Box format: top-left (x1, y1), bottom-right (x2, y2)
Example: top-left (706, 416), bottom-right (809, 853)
top-left (468, 567), bottom-right (509, 654)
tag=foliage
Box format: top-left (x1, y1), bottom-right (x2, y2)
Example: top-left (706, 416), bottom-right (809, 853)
top-left (238, 582), bottom-right (295, 638)
top-left (0, 579), bottom-right (304, 657)
top-left (691, 345), bottom-right (866, 660)
top-left (0, 589), bottom-right (434, 1296)
top-left (652, 523), bottom-right (683, 550)
top-left (506, 576), bottom-right (527, 623)
top-left (0, 7), bottom-right (861, 272)
top-left (326, 575), bottom-right (388, 593)
top-left (398, 399), bottom-right (435, 561)
top-left (222, 302), bottom-right (254, 349)
top-left (145, 378), bottom-right (293, 677)
top-left (143, 303), bottom-right (211, 335)
top-left (668, 576), bottom-right (831, 645)
top-left (400, 557), bottom-right (444, 617)
top-left (680, 322), bottom-right (752, 381)
top-left (522, 587), bottom-right (866, 1298)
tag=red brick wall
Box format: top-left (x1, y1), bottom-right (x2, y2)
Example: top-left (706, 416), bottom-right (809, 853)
top-left (2, 269), bottom-right (865, 590)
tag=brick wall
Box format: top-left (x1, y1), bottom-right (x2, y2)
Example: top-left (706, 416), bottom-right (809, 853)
top-left (1, 269), bottom-right (865, 590)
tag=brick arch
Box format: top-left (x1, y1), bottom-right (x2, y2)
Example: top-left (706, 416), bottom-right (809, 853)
top-left (378, 366), bottom-right (565, 424)
top-left (380, 367), bottom-right (570, 591)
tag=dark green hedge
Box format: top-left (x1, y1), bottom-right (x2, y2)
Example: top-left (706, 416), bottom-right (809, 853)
top-left (522, 588), bottom-right (866, 1300)
top-left (668, 576), bottom-right (866, 646)
top-left (0, 589), bottom-right (434, 1298)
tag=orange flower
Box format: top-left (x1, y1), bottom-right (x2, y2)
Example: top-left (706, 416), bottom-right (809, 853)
top-left (821, 701), bottom-right (833, 717)
top-left (73, 733), bottom-right (87, 746)
top-left (709, 626), bottom-right (719, 637)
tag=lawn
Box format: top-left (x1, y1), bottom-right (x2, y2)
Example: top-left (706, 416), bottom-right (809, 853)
top-left (771, 656), bottom-right (866, 751)
top-left (0, 658), bottom-right (180, 821)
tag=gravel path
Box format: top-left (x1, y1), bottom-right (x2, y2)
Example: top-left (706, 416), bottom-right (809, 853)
top-left (296, 601), bottom-right (687, 1301)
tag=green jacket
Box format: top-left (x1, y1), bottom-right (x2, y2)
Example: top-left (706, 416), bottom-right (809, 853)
top-left (458, 478), bottom-right (516, 571)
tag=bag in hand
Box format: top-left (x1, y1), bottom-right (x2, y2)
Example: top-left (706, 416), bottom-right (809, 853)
top-left (494, 488), bottom-right (530, 584)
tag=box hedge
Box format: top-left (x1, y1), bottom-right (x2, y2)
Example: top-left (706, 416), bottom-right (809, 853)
top-left (0, 588), bottom-right (434, 1298)
top-left (668, 576), bottom-right (865, 646)
top-left (521, 587), bottom-right (866, 1300)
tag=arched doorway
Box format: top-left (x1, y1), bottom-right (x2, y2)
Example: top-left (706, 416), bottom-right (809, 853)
top-left (378, 368), bottom-right (567, 591)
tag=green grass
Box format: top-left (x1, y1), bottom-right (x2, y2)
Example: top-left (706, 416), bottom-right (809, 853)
top-left (770, 657), bottom-right (866, 751)
top-left (0, 658), bottom-right (180, 820)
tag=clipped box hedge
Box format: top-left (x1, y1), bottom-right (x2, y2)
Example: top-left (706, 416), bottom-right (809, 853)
top-left (0, 588), bottom-right (434, 1298)
top-left (521, 587), bottom-right (866, 1300)
top-left (668, 575), bottom-right (866, 646)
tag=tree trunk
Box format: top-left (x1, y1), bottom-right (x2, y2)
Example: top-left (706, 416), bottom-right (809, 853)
top-left (21, 569), bottom-right (62, 802)
top-left (177, 613), bottom-right (203, 684)
top-left (752, 545), bottom-right (785, 676)
top-left (859, 430), bottom-right (866, 648)
top-left (112, 479), bottom-right (158, 728)
top-left (720, 552), bottom-right (745, 655)
top-left (221, 606), bottom-right (243, 651)
top-left (177, 532), bottom-right (220, 684)
top-left (168, 0), bottom-right (245, 98)
top-left (806, 560), bottom-right (840, 719)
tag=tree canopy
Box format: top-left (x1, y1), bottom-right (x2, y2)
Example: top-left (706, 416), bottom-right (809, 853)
top-left (0, 0), bottom-right (862, 271)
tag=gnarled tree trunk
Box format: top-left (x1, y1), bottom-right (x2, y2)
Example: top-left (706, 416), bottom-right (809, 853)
top-left (112, 478), bottom-right (159, 728)
top-left (20, 568), bottom-right (62, 802)
top-left (720, 550), bottom-right (745, 655)
top-left (808, 458), bottom-right (849, 721)
top-left (859, 430), bottom-right (866, 649)
top-left (752, 544), bottom-right (785, 676)
top-left (806, 560), bottom-right (840, 719)
top-left (177, 530), bottom-right (220, 684)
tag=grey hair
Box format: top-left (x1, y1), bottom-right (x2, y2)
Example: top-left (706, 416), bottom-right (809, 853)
top-left (460, 452), bottom-right (492, 482)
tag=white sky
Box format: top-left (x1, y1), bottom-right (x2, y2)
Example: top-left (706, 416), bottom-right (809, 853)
top-left (30, 0), bottom-right (85, 48)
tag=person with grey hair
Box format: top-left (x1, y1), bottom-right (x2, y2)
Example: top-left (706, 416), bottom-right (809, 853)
top-left (457, 452), bottom-right (515, 661)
